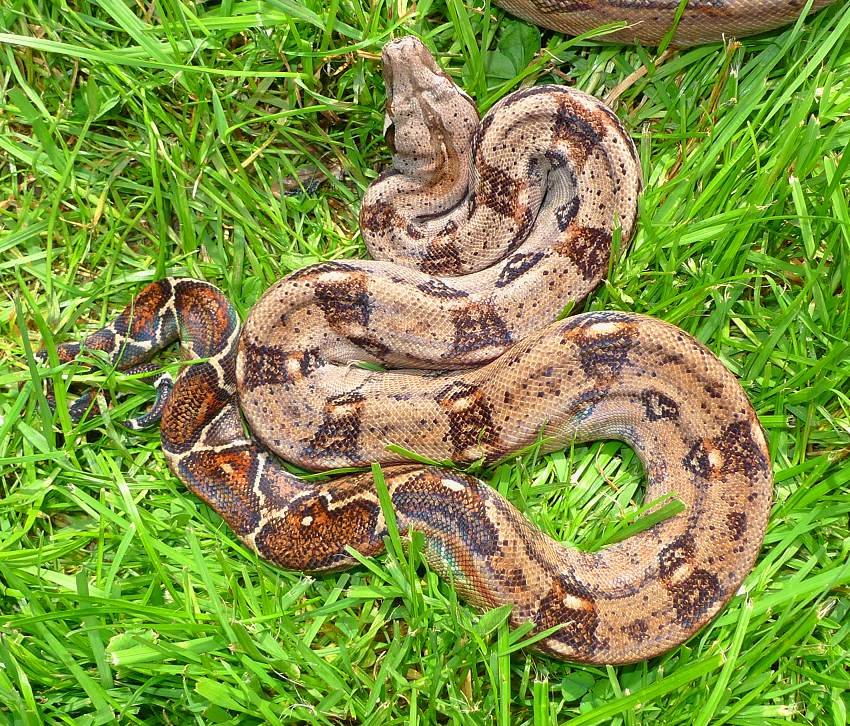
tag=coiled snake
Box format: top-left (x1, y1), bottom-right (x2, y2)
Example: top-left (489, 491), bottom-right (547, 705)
top-left (495, 0), bottom-right (837, 44)
top-left (43, 37), bottom-right (773, 664)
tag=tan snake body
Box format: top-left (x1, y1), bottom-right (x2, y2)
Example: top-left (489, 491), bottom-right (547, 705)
top-left (495, 0), bottom-right (838, 44)
top-left (45, 37), bottom-right (772, 664)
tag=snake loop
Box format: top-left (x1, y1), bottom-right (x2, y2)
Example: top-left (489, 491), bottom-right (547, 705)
top-left (494, 0), bottom-right (837, 45)
top-left (42, 37), bottom-right (771, 664)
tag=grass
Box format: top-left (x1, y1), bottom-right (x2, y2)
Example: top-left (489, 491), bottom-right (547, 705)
top-left (1, 0), bottom-right (849, 723)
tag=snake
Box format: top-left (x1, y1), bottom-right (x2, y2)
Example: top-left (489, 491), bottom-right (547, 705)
top-left (494, 0), bottom-right (838, 44)
top-left (42, 36), bottom-right (773, 664)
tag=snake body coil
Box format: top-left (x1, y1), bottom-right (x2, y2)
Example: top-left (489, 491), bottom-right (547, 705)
top-left (495, 0), bottom-right (838, 44)
top-left (46, 37), bottom-right (772, 664)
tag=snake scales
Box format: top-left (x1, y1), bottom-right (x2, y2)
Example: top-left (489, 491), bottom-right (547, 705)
top-left (495, 0), bottom-right (837, 44)
top-left (43, 37), bottom-right (773, 664)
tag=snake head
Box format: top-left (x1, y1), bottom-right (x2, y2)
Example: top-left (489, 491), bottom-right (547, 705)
top-left (380, 36), bottom-right (477, 169)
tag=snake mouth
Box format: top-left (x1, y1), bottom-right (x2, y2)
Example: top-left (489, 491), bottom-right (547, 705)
top-left (381, 36), bottom-right (476, 121)
top-left (382, 36), bottom-right (441, 88)
top-left (382, 36), bottom-right (439, 114)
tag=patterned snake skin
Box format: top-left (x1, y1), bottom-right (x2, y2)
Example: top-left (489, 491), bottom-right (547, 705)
top-left (496, 0), bottom-right (838, 44)
top-left (43, 37), bottom-right (772, 664)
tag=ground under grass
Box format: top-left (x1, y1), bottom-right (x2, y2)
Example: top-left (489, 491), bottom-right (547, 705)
top-left (1, 1), bottom-right (849, 724)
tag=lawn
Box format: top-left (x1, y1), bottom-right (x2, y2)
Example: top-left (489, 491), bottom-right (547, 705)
top-left (2, 1), bottom-right (849, 724)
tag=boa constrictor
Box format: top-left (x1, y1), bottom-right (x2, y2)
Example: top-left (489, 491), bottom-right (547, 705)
top-left (494, 0), bottom-right (837, 44)
top-left (42, 37), bottom-right (772, 664)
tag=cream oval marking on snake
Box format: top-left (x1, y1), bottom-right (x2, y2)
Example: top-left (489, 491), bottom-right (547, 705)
top-left (495, 0), bottom-right (838, 45)
top-left (43, 37), bottom-right (771, 664)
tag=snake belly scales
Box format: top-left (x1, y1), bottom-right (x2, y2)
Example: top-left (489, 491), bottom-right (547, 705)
top-left (44, 37), bottom-right (773, 664)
